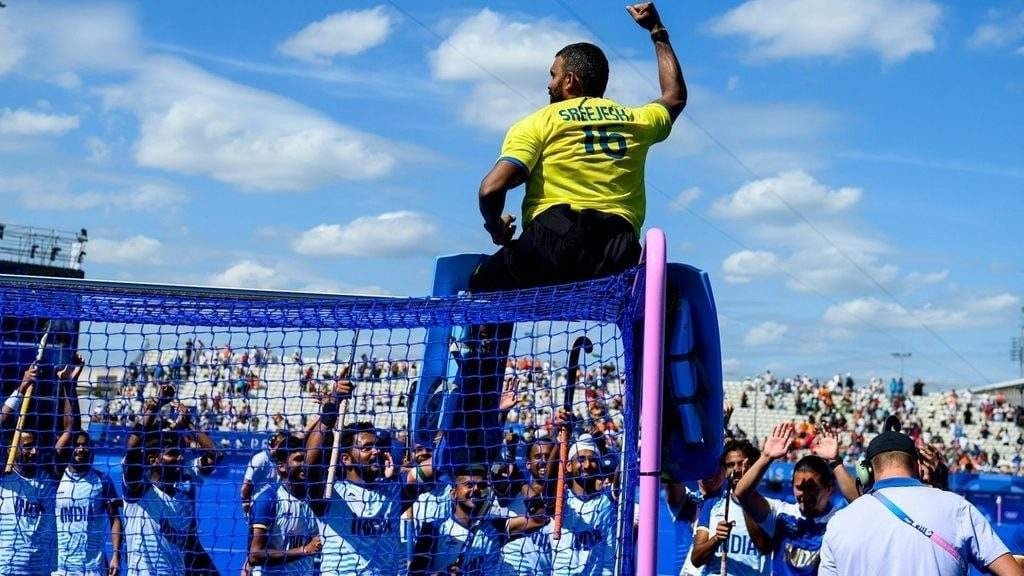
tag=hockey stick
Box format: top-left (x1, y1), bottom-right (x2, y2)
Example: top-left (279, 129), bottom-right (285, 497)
top-left (5, 320), bottom-right (51, 473)
top-left (720, 471), bottom-right (736, 576)
top-left (553, 336), bottom-right (593, 541)
top-left (324, 329), bottom-right (360, 499)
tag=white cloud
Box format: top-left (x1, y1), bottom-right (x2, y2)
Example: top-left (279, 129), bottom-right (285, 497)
top-left (970, 293), bottom-right (1020, 314)
top-left (711, 170), bottom-right (861, 220)
top-left (711, 171), bottom-right (907, 294)
top-left (722, 250), bottom-right (779, 283)
top-left (906, 269), bottom-right (949, 286)
top-left (0, 2), bottom-right (142, 78)
top-left (744, 321), bottom-right (789, 346)
top-left (279, 6), bottom-right (393, 62)
top-left (86, 137), bottom-right (111, 163)
top-left (210, 260), bottom-right (286, 290)
top-left (969, 10), bottom-right (1024, 51)
top-left (824, 293), bottom-right (1020, 330)
top-left (709, 0), bottom-right (941, 63)
top-left (0, 18), bottom-right (27, 75)
top-left (294, 211), bottom-right (439, 258)
top-left (669, 187), bottom-right (702, 211)
top-left (208, 260), bottom-right (388, 294)
top-left (0, 108), bottom-right (79, 136)
top-left (87, 235), bottom-right (162, 265)
top-left (665, 86), bottom-right (840, 174)
top-left (430, 9), bottom-right (587, 131)
top-left (99, 56), bottom-right (398, 191)
top-left (783, 245), bottom-right (898, 293)
top-left (7, 178), bottom-right (186, 213)
top-left (723, 358), bottom-right (743, 373)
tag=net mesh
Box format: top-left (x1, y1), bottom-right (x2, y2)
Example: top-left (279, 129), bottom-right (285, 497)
top-left (0, 269), bottom-right (644, 576)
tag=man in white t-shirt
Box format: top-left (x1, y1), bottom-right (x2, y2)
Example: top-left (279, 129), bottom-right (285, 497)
top-left (820, 421), bottom-right (1023, 576)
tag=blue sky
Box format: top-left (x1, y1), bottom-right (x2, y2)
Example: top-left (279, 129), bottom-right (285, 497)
top-left (1, 0), bottom-right (1021, 388)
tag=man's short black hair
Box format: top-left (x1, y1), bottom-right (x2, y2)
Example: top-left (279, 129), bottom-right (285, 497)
top-left (340, 422), bottom-right (377, 454)
top-left (794, 455), bottom-right (835, 487)
top-left (722, 439), bottom-right (760, 465)
top-left (273, 435), bottom-right (306, 464)
top-left (556, 42), bottom-right (609, 97)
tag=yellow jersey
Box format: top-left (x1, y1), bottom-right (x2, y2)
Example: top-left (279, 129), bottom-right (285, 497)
top-left (497, 96), bottom-right (672, 235)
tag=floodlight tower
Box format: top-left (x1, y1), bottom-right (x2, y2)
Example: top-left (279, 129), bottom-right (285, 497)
top-left (1012, 307), bottom-right (1024, 379)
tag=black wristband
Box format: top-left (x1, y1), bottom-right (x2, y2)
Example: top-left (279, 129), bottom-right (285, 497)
top-left (651, 28), bottom-right (669, 43)
top-left (829, 458), bottom-right (844, 469)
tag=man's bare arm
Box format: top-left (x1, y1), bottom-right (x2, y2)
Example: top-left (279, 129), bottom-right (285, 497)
top-left (627, 3), bottom-right (686, 121)
top-left (479, 161), bottom-right (527, 246)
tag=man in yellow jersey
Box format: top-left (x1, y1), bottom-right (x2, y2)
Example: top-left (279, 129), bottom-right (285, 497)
top-left (470, 2), bottom-right (685, 291)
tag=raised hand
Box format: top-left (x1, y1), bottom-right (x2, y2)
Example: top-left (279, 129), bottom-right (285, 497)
top-left (763, 422), bottom-right (794, 460)
top-left (157, 383), bottom-right (176, 406)
top-left (170, 403), bottom-right (192, 430)
top-left (332, 378), bottom-right (354, 400)
top-left (918, 443), bottom-right (950, 490)
top-left (19, 365), bottom-right (37, 394)
top-left (57, 353), bottom-right (85, 382)
top-left (626, 2), bottom-right (663, 31)
top-left (812, 425), bottom-right (840, 461)
top-left (499, 377), bottom-right (518, 412)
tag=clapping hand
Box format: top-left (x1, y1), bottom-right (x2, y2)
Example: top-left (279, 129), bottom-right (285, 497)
top-left (763, 422), bottom-right (794, 460)
top-left (811, 425), bottom-right (841, 461)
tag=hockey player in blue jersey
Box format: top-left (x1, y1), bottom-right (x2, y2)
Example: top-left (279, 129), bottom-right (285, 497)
top-left (247, 434), bottom-right (322, 576)
top-left (51, 355), bottom-right (124, 576)
top-left (121, 383), bottom-right (196, 576)
top-left (409, 464), bottom-right (548, 576)
top-left (305, 378), bottom-right (434, 576)
top-left (547, 433), bottom-right (618, 576)
top-left (0, 364), bottom-right (60, 576)
top-left (734, 423), bottom-right (842, 576)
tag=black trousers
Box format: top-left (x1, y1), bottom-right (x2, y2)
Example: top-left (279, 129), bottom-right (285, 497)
top-left (469, 204), bottom-right (641, 292)
top-left (450, 206), bottom-right (640, 467)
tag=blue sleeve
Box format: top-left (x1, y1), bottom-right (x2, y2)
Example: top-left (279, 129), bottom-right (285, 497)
top-left (696, 496), bottom-right (718, 530)
top-left (250, 489), bottom-right (275, 530)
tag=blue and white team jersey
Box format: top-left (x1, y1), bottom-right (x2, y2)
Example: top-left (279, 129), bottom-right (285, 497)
top-left (250, 483), bottom-right (319, 576)
top-left (499, 521), bottom-right (552, 576)
top-left (418, 515), bottom-right (505, 575)
top-left (758, 497), bottom-right (839, 576)
top-left (123, 484), bottom-right (191, 576)
top-left (410, 483), bottom-right (451, 534)
top-left (0, 470), bottom-right (57, 576)
top-left (54, 468), bottom-right (120, 576)
top-left (695, 494), bottom-right (769, 576)
top-left (173, 456), bottom-right (205, 520)
top-left (319, 479), bottom-right (403, 576)
top-left (244, 449), bottom-right (277, 492)
top-left (551, 489), bottom-right (617, 576)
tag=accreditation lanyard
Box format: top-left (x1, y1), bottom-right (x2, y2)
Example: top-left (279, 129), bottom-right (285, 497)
top-left (870, 491), bottom-right (963, 565)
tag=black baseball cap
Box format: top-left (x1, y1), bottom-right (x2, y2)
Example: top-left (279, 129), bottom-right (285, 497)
top-left (866, 416), bottom-right (918, 461)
